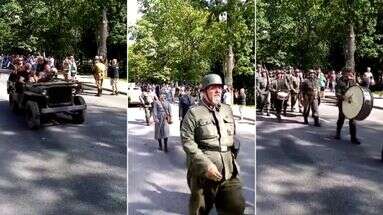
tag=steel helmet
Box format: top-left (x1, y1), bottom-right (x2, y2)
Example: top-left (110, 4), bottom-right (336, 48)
top-left (201, 74), bottom-right (223, 89)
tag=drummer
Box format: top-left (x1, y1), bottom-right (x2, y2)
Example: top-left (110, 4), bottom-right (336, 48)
top-left (270, 70), bottom-right (290, 122)
top-left (335, 67), bottom-right (360, 144)
top-left (300, 69), bottom-right (321, 126)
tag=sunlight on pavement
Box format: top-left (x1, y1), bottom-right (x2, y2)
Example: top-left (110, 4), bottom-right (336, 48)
top-left (0, 131), bottom-right (17, 136)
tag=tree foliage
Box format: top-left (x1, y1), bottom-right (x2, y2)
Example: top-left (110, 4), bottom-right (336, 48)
top-left (257, 0), bottom-right (383, 73)
top-left (129, 0), bottom-right (254, 85)
top-left (0, 0), bottom-right (126, 60)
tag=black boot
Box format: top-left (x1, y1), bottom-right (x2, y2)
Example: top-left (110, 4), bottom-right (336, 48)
top-left (277, 114), bottom-right (282, 123)
top-left (304, 117), bottom-right (308, 124)
top-left (334, 128), bottom-right (341, 140)
top-left (164, 138), bottom-right (168, 152)
top-left (314, 117), bottom-right (321, 127)
top-left (158, 139), bottom-right (162, 150)
top-left (351, 138), bottom-right (361, 145)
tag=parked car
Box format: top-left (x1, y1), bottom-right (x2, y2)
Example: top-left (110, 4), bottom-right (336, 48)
top-left (128, 85), bottom-right (142, 106)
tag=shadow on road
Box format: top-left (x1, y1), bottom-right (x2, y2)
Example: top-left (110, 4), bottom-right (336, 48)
top-left (0, 99), bottom-right (127, 214)
top-left (257, 109), bottom-right (383, 214)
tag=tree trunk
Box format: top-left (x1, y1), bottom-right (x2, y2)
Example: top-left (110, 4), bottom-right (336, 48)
top-left (224, 45), bottom-right (234, 87)
top-left (224, 0), bottom-right (235, 89)
top-left (97, 7), bottom-right (108, 60)
top-left (345, 23), bottom-right (355, 73)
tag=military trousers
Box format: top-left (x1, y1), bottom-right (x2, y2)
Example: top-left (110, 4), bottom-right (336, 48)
top-left (290, 92), bottom-right (299, 111)
top-left (93, 72), bottom-right (104, 94)
top-left (302, 95), bottom-right (319, 119)
top-left (143, 105), bottom-right (152, 125)
top-left (275, 98), bottom-right (288, 117)
top-left (188, 174), bottom-right (245, 215)
top-left (258, 92), bottom-right (270, 113)
top-left (336, 103), bottom-right (356, 139)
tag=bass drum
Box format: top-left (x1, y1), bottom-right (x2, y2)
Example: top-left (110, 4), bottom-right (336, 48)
top-left (342, 86), bottom-right (374, 120)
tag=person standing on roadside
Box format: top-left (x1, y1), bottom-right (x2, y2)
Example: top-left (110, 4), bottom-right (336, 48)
top-left (153, 93), bottom-right (172, 152)
top-left (108, 59), bottom-right (119, 95)
top-left (93, 56), bottom-right (107, 96)
top-left (237, 88), bottom-right (246, 120)
top-left (69, 55), bottom-right (77, 80)
top-left (179, 86), bottom-right (194, 126)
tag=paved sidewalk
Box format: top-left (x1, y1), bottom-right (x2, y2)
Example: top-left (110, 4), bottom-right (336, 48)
top-left (232, 104), bottom-right (256, 122)
top-left (73, 74), bottom-right (127, 95)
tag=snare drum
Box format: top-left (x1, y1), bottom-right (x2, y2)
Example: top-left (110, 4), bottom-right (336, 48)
top-left (277, 91), bottom-right (289, 101)
top-left (342, 85), bottom-right (373, 120)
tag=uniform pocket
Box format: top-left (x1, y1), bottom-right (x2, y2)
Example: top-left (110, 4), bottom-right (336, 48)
top-left (197, 120), bottom-right (218, 139)
top-left (223, 116), bottom-right (235, 136)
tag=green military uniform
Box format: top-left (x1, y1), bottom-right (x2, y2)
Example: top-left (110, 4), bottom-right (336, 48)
top-left (139, 89), bottom-right (154, 126)
top-left (270, 73), bottom-right (290, 121)
top-left (300, 71), bottom-right (320, 126)
top-left (256, 72), bottom-right (270, 115)
top-left (290, 75), bottom-right (300, 112)
top-left (181, 74), bottom-right (245, 215)
top-left (335, 74), bottom-right (360, 144)
top-left (93, 61), bottom-right (107, 96)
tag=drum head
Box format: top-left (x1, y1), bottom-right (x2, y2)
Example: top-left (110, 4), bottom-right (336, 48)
top-left (342, 86), bottom-right (363, 119)
top-left (342, 86), bottom-right (373, 120)
top-left (277, 92), bottom-right (288, 100)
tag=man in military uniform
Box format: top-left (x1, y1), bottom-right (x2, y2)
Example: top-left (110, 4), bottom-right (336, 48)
top-left (290, 69), bottom-right (300, 112)
top-left (181, 74), bottom-right (245, 215)
top-left (93, 56), bottom-right (107, 96)
top-left (335, 68), bottom-right (361, 144)
top-left (296, 68), bottom-right (305, 112)
top-left (270, 70), bottom-right (290, 122)
top-left (300, 69), bottom-right (321, 126)
top-left (139, 85), bottom-right (154, 126)
top-left (256, 68), bottom-right (270, 116)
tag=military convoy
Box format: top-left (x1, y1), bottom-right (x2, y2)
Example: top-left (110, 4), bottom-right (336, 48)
top-left (7, 78), bottom-right (87, 129)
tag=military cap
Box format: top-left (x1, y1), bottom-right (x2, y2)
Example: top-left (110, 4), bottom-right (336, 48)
top-left (201, 74), bottom-right (223, 89)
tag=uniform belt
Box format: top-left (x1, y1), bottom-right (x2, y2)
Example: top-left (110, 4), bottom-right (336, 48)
top-left (199, 145), bottom-right (233, 152)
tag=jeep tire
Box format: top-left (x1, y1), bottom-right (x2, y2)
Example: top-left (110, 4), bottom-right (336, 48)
top-left (9, 93), bottom-right (19, 113)
top-left (72, 96), bottom-right (86, 124)
top-left (26, 101), bottom-right (41, 129)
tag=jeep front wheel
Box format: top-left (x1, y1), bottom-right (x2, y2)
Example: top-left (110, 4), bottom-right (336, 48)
top-left (25, 101), bottom-right (41, 129)
top-left (9, 94), bottom-right (19, 113)
top-left (72, 96), bottom-right (86, 124)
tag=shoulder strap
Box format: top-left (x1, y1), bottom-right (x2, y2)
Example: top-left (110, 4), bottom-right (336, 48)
top-left (160, 101), bottom-right (170, 116)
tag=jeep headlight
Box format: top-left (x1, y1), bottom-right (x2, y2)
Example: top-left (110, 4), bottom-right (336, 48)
top-left (42, 89), bottom-right (47, 95)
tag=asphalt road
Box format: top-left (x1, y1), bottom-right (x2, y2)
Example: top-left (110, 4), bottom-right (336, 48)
top-left (0, 73), bottom-right (127, 215)
top-left (128, 104), bottom-right (255, 214)
top-left (257, 96), bottom-right (383, 215)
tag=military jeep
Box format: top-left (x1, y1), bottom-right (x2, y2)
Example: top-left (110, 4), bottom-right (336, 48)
top-left (7, 79), bottom-right (87, 129)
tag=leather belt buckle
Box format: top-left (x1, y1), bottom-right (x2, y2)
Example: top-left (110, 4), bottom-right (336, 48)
top-left (220, 145), bottom-right (228, 152)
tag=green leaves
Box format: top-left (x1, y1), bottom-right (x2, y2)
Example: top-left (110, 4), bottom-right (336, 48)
top-left (0, 0), bottom-right (126, 60)
top-left (130, 0), bottom-right (254, 83)
top-left (257, 0), bottom-right (383, 71)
